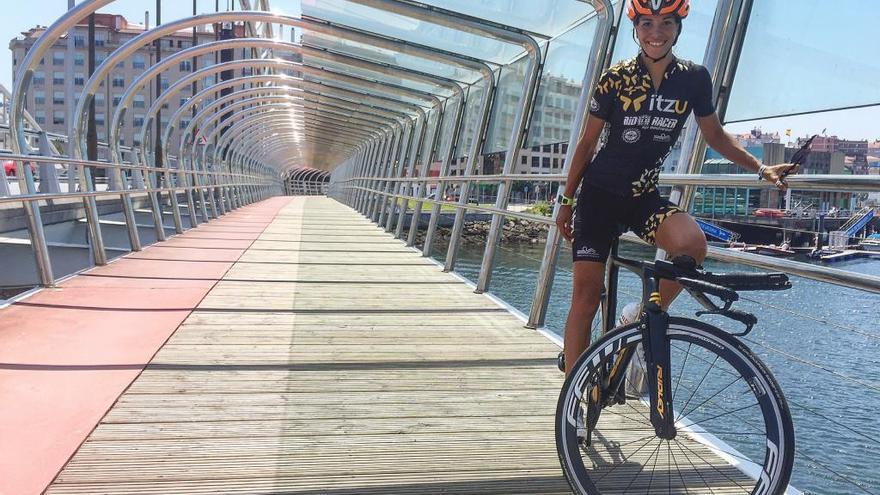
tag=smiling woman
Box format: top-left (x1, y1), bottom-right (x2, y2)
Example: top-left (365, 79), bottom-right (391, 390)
top-left (554, 0), bottom-right (800, 380)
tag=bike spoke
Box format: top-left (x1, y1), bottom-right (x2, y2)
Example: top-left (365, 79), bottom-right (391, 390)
top-left (674, 381), bottom-right (765, 434)
top-left (646, 438), bottom-right (664, 494)
top-left (674, 353), bottom-right (721, 426)
top-left (618, 393), bottom-right (653, 423)
top-left (668, 437), bottom-right (718, 495)
top-left (671, 342), bottom-right (740, 380)
top-left (672, 342), bottom-right (693, 407)
top-left (593, 433), bottom-right (662, 482)
top-left (677, 373), bottom-right (748, 422)
top-left (561, 324), bottom-right (790, 495)
top-left (673, 437), bottom-right (754, 493)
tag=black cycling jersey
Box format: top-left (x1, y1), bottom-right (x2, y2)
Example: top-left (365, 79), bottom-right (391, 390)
top-left (586, 55), bottom-right (715, 197)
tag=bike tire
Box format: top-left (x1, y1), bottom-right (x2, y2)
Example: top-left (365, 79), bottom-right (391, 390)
top-left (556, 317), bottom-right (794, 495)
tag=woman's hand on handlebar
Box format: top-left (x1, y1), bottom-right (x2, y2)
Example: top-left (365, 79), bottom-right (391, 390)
top-left (556, 204), bottom-right (574, 242)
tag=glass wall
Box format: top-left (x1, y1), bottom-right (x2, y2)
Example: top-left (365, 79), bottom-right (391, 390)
top-left (454, 80), bottom-right (490, 161)
top-left (435, 98), bottom-right (462, 171)
top-left (483, 56), bottom-right (531, 153)
top-left (726, 0), bottom-right (880, 123)
top-left (416, 108), bottom-right (440, 177)
top-left (301, 0), bottom-right (525, 64)
top-left (526, 18), bottom-right (598, 148)
top-left (301, 31), bottom-right (484, 85)
top-left (409, 0), bottom-right (593, 36)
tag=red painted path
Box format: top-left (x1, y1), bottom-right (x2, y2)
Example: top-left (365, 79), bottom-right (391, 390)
top-left (0, 196), bottom-right (295, 495)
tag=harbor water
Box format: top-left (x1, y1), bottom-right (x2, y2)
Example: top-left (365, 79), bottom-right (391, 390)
top-left (426, 237), bottom-right (880, 495)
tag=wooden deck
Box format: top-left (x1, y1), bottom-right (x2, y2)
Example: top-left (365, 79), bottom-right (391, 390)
top-left (38, 197), bottom-right (766, 494)
top-left (45, 197), bottom-right (571, 494)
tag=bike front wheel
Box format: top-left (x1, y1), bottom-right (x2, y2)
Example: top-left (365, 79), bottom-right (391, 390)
top-left (556, 317), bottom-right (794, 495)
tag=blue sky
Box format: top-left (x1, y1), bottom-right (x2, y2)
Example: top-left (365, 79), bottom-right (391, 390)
top-left (2, 1), bottom-right (877, 143)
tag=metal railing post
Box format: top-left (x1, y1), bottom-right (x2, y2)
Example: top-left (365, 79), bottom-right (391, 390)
top-left (385, 124), bottom-right (415, 231)
top-left (394, 116), bottom-right (427, 237)
top-left (372, 129), bottom-right (401, 222)
top-left (407, 109), bottom-right (444, 246)
top-left (528, 0), bottom-right (614, 328)
top-left (445, 80), bottom-right (496, 272)
top-left (378, 122), bottom-right (412, 227)
top-left (475, 37), bottom-right (543, 293)
top-left (13, 159), bottom-right (55, 285)
top-left (423, 97), bottom-right (467, 257)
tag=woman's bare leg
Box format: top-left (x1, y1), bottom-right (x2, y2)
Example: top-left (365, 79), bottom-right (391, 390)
top-left (563, 261), bottom-right (606, 375)
top-left (653, 213), bottom-right (708, 309)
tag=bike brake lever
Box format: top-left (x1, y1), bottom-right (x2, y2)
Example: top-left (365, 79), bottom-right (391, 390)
top-left (695, 308), bottom-right (757, 336)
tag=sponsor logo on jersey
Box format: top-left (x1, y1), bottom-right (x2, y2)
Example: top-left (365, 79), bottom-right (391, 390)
top-left (653, 133), bottom-right (672, 143)
top-left (589, 97), bottom-right (599, 113)
top-left (649, 116), bottom-right (678, 130)
top-left (620, 93), bottom-right (647, 112)
top-left (623, 115), bottom-right (652, 127)
top-left (622, 128), bottom-right (641, 144)
top-left (649, 94), bottom-right (689, 115)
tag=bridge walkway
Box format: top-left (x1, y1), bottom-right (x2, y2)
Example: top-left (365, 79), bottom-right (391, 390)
top-left (3, 196), bottom-right (570, 494)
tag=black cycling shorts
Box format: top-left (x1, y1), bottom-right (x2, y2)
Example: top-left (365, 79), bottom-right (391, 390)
top-left (572, 184), bottom-right (683, 263)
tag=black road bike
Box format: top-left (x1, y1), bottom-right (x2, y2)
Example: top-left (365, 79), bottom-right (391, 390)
top-left (556, 246), bottom-right (796, 495)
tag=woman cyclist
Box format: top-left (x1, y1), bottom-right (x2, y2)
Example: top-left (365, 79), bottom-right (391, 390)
top-left (556, 0), bottom-right (797, 374)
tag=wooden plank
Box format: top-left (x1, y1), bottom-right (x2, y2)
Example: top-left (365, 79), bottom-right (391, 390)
top-left (45, 197), bottom-right (749, 495)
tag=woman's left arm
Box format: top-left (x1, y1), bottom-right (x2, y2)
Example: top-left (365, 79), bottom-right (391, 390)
top-left (697, 112), bottom-right (796, 191)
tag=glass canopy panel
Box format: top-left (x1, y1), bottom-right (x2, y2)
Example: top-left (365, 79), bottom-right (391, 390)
top-left (527, 18), bottom-right (599, 148)
top-left (301, 31), bottom-right (484, 84)
top-left (301, 53), bottom-right (456, 98)
top-left (412, 0), bottom-right (594, 38)
top-left (725, 0), bottom-right (880, 123)
top-left (301, 74), bottom-right (433, 110)
top-left (301, 0), bottom-right (525, 64)
top-left (418, 108), bottom-right (441, 173)
top-left (455, 79), bottom-right (490, 160)
top-left (483, 55), bottom-right (531, 154)
top-left (435, 98), bottom-right (462, 166)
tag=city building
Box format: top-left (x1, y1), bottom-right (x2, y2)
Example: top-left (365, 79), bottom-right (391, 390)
top-left (694, 140), bottom-right (852, 216)
top-left (809, 135), bottom-right (869, 163)
top-left (9, 14), bottom-right (218, 159)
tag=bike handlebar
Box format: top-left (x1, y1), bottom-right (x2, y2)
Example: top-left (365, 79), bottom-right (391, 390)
top-left (653, 256), bottom-right (792, 293)
top-left (676, 277), bottom-right (739, 302)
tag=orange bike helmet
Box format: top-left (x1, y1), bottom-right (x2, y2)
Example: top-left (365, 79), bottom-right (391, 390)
top-left (626, 0), bottom-right (690, 21)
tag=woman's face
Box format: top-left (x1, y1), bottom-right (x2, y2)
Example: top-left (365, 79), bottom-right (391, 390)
top-left (635, 14), bottom-right (679, 60)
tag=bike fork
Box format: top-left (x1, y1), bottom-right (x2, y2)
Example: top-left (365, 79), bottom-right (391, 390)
top-left (641, 290), bottom-right (676, 440)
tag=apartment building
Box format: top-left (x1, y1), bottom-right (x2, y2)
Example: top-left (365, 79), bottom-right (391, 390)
top-left (9, 13), bottom-right (219, 158)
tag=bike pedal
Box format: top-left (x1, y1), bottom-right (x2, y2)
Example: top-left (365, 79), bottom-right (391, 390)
top-left (557, 351), bottom-right (565, 373)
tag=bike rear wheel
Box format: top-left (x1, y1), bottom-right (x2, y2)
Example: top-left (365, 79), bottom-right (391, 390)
top-left (556, 317), bottom-right (794, 495)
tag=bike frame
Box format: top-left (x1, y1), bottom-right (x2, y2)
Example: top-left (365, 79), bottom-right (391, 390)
top-left (596, 239), bottom-right (677, 440)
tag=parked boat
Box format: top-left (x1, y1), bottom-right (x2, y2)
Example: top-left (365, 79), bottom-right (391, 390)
top-left (858, 238), bottom-right (880, 252)
top-left (729, 243), bottom-right (797, 257)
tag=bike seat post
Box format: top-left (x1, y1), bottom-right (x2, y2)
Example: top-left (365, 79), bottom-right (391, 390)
top-left (602, 238), bottom-right (622, 335)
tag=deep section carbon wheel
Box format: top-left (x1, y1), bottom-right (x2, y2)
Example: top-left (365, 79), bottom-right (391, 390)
top-left (556, 318), bottom-right (794, 495)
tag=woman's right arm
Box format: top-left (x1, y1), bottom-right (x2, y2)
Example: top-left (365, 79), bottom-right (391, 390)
top-left (563, 115), bottom-right (606, 198)
top-left (556, 115), bottom-right (606, 241)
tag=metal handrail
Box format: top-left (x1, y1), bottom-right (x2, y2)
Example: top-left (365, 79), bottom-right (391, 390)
top-left (338, 172), bottom-right (880, 193)
top-left (0, 154), bottom-right (263, 180)
top-left (0, 182), bottom-right (266, 205)
top-left (342, 181), bottom-right (880, 295)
